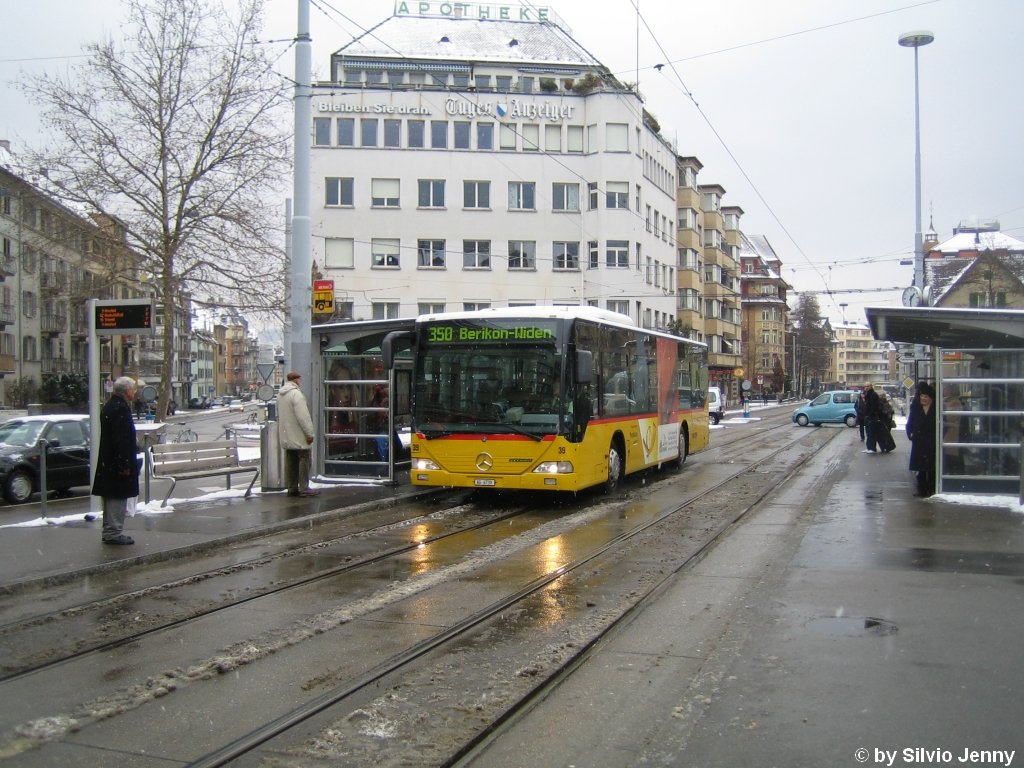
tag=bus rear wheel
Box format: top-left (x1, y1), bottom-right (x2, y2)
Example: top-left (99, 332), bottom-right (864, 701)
top-left (672, 427), bottom-right (689, 469)
top-left (604, 440), bottom-right (623, 493)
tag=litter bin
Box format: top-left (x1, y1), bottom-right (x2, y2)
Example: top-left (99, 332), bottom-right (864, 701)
top-left (260, 419), bottom-right (285, 491)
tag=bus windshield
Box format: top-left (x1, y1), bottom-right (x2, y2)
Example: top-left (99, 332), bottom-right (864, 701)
top-left (414, 318), bottom-right (567, 437)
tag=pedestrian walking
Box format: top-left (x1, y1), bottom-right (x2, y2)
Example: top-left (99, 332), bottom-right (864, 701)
top-left (906, 382), bottom-right (937, 497)
top-left (92, 376), bottom-right (140, 545)
top-left (278, 371), bottom-right (319, 497)
top-left (877, 393), bottom-right (896, 453)
top-left (862, 383), bottom-right (883, 453)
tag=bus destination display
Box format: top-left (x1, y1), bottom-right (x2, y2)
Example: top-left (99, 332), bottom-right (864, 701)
top-left (425, 322), bottom-right (555, 344)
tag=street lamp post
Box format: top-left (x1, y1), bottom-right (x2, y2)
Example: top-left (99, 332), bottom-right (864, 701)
top-left (899, 30), bottom-right (935, 292)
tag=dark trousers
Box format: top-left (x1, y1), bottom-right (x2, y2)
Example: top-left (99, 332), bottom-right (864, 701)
top-left (284, 448), bottom-right (311, 493)
top-left (916, 469), bottom-right (936, 497)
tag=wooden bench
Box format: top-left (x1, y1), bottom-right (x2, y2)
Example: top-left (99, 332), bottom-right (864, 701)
top-left (148, 440), bottom-right (259, 507)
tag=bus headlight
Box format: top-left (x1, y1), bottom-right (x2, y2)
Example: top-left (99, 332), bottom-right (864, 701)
top-left (533, 461), bottom-right (574, 474)
top-left (412, 458), bottom-right (441, 471)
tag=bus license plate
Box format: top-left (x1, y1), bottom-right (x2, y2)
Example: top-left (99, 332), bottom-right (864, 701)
top-left (474, 478), bottom-right (497, 487)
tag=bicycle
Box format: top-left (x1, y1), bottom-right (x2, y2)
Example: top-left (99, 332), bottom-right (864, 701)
top-left (170, 422), bottom-right (199, 443)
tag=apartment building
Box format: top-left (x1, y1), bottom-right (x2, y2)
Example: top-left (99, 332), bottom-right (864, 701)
top-left (739, 233), bottom-right (790, 397)
top-left (310, 5), bottom-right (679, 329)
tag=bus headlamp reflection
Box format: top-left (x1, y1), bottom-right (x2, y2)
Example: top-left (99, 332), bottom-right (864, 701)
top-left (412, 458), bottom-right (441, 471)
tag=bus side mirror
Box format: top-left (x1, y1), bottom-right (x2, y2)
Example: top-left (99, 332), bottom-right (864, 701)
top-left (576, 350), bottom-right (593, 385)
top-left (382, 330), bottom-right (411, 369)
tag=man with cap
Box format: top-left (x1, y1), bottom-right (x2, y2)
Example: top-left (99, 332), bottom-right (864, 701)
top-left (278, 371), bottom-right (319, 497)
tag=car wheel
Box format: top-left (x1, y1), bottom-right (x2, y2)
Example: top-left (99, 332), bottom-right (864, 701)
top-left (711, 413), bottom-right (721, 425)
top-left (604, 439), bottom-right (623, 493)
top-left (796, 414), bottom-right (809, 427)
top-left (845, 414), bottom-right (858, 428)
top-left (4, 469), bottom-right (36, 504)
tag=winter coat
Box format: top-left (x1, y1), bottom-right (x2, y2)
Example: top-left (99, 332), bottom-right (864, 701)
top-left (278, 380), bottom-right (315, 450)
top-left (905, 397), bottom-right (936, 473)
top-left (91, 393), bottom-right (140, 499)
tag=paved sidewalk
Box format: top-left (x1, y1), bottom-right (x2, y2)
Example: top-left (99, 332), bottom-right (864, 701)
top-left (0, 474), bottom-right (429, 593)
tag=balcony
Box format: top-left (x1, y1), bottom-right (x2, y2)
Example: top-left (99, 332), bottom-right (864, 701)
top-left (40, 314), bottom-right (68, 335)
top-left (0, 353), bottom-right (14, 375)
top-left (0, 303), bottom-right (14, 327)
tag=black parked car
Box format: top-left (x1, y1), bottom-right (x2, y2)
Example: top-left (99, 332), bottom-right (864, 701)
top-left (0, 415), bottom-right (92, 504)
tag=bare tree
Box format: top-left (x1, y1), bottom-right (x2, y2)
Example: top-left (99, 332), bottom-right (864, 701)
top-left (22, 0), bottom-right (291, 417)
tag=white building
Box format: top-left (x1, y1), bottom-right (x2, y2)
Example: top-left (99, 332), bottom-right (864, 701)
top-left (310, 3), bottom-right (679, 329)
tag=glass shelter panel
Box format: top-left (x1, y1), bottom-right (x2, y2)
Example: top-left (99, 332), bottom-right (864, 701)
top-left (938, 348), bottom-right (1023, 495)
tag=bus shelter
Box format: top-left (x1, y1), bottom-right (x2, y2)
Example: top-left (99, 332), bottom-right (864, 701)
top-left (865, 307), bottom-right (1024, 499)
top-left (312, 318), bottom-right (415, 484)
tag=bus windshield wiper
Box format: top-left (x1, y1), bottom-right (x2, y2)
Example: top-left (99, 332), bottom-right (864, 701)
top-left (486, 423), bottom-right (543, 441)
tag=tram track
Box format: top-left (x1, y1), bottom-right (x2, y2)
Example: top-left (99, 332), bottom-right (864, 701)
top-left (0, 409), bottom-right (840, 764)
top-left (185, 413), bottom-right (841, 767)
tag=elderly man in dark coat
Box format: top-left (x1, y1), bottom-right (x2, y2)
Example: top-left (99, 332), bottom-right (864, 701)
top-left (92, 376), bottom-right (140, 544)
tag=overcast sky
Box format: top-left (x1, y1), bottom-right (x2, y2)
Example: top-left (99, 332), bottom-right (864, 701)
top-left (2, 0), bottom-right (1020, 324)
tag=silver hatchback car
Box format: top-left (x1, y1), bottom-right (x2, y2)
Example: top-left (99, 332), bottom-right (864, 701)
top-left (791, 390), bottom-right (860, 428)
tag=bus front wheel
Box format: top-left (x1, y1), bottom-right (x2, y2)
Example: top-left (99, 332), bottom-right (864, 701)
top-left (604, 440), bottom-right (623, 493)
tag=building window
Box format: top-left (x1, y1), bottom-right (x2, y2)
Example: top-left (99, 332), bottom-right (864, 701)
top-left (361, 118), bottom-right (378, 147)
top-left (678, 208), bottom-right (699, 230)
top-left (606, 240), bottom-right (629, 268)
top-left (519, 76), bottom-right (534, 93)
top-left (325, 237), bottom-right (354, 269)
top-left (607, 300), bottom-right (628, 316)
top-left (477, 122), bottom-right (494, 149)
top-left (325, 177), bottom-right (354, 206)
top-left (418, 239), bottom-right (446, 268)
top-left (588, 240), bottom-right (599, 269)
top-left (418, 179), bottom-right (445, 208)
top-left (337, 118), bottom-right (355, 146)
top-left (430, 120), bottom-right (448, 148)
top-left (500, 123), bottom-right (517, 150)
top-left (552, 182), bottom-right (579, 211)
top-left (408, 120), bottom-right (425, 148)
top-left (606, 122), bottom-right (628, 151)
top-left (454, 121), bottom-right (471, 149)
top-left (475, 74), bottom-right (491, 90)
top-left (678, 247), bottom-right (699, 271)
top-left (371, 178), bottom-right (400, 208)
top-left (544, 124), bottom-right (561, 152)
top-left (384, 119), bottom-right (401, 147)
top-left (522, 124), bottom-right (540, 151)
top-left (371, 238), bottom-right (400, 268)
top-left (553, 241), bottom-right (579, 270)
top-left (418, 302), bottom-right (446, 314)
top-left (373, 302), bottom-right (401, 319)
top-left (464, 181), bottom-right (490, 209)
top-left (588, 182), bottom-right (598, 211)
top-left (606, 181), bottom-right (628, 209)
top-left (314, 117), bottom-right (331, 146)
top-left (567, 125), bottom-right (584, 152)
top-left (463, 240), bottom-right (491, 269)
top-left (495, 75), bottom-right (512, 91)
top-left (464, 301), bottom-right (492, 311)
top-left (508, 240), bottom-right (536, 270)
top-left (508, 181), bottom-right (536, 211)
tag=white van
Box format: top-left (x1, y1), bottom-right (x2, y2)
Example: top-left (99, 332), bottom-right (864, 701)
top-left (707, 386), bottom-right (725, 424)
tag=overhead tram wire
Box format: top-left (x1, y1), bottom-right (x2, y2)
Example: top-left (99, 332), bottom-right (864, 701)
top-left (621, 0), bottom-right (943, 319)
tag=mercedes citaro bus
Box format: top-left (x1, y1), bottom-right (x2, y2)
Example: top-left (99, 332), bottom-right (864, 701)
top-left (383, 306), bottom-right (710, 493)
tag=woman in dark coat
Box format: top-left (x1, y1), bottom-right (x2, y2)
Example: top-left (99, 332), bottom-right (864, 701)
top-left (905, 382), bottom-right (937, 497)
top-left (863, 384), bottom-right (883, 452)
top-left (92, 376), bottom-right (140, 544)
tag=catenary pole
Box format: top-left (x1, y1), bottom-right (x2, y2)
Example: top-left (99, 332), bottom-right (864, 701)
top-left (290, 0), bottom-right (312, 389)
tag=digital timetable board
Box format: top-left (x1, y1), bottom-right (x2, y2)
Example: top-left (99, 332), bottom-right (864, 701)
top-left (93, 299), bottom-right (155, 335)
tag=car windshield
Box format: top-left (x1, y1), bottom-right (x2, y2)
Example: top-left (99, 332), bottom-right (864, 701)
top-left (0, 421), bottom-right (46, 447)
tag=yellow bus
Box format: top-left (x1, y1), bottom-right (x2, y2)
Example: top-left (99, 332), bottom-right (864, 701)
top-left (385, 306), bottom-right (710, 493)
